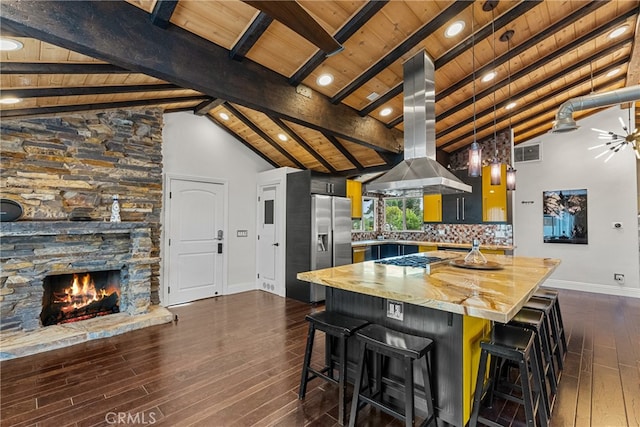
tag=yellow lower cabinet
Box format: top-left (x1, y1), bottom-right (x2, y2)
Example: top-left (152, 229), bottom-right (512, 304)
top-left (352, 246), bottom-right (366, 263)
top-left (346, 180), bottom-right (362, 218)
top-left (418, 245), bottom-right (438, 252)
top-left (482, 164), bottom-right (507, 222)
top-left (423, 194), bottom-right (442, 222)
top-left (463, 316), bottom-right (491, 424)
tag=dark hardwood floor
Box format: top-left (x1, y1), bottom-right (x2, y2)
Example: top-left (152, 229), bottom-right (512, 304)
top-left (1, 289), bottom-right (638, 427)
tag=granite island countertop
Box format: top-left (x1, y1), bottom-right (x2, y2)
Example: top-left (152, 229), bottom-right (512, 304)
top-left (297, 251), bottom-right (560, 323)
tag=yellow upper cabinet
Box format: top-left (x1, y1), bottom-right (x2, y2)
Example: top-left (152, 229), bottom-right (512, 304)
top-left (482, 164), bottom-right (507, 222)
top-left (346, 179), bottom-right (362, 218)
top-left (423, 194), bottom-right (442, 222)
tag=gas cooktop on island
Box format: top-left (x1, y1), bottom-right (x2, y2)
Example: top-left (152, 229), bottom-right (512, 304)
top-left (374, 254), bottom-right (446, 268)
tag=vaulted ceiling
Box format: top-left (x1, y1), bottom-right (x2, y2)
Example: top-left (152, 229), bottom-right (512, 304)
top-left (1, 0), bottom-right (639, 176)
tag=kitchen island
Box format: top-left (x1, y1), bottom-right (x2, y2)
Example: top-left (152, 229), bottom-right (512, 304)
top-left (297, 251), bottom-right (560, 426)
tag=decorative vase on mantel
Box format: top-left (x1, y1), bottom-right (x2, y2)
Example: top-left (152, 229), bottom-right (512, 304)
top-left (110, 195), bottom-right (121, 223)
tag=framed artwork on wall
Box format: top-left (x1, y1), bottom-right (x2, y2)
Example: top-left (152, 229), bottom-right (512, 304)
top-left (542, 189), bottom-right (588, 244)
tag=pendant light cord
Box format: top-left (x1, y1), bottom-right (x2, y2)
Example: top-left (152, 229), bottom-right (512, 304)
top-left (492, 8), bottom-right (498, 160)
top-left (472, 5), bottom-right (477, 143)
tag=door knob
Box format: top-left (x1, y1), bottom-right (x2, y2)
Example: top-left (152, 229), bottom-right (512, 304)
top-left (272, 242), bottom-right (280, 246)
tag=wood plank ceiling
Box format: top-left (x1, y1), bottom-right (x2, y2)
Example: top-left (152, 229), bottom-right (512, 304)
top-left (1, 0), bottom-right (639, 176)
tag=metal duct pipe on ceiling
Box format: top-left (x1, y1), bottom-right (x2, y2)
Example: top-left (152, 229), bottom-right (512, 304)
top-left (551, 85), bottom-right (640, 133)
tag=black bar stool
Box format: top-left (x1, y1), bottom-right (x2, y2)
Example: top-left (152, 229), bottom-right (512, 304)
top-left (509, 307), bottom-right (556, 418)
top-left (533, 288), bottom-right (567, 357)
top-left (470, 323), bottom-right (548, 427)
top-left (349, 324), bottom-right (436, 427)
top-left (524, 296), bottom-right (565, 371)
top-left (299, 311), bottom-right (369, 426)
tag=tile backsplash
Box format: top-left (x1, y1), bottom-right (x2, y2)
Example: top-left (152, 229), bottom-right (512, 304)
top-left (352, 223), bottom-right (513, 246)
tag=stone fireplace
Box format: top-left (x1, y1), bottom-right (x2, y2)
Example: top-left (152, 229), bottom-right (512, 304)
top-left (0, 108), bottom-right (172, 359)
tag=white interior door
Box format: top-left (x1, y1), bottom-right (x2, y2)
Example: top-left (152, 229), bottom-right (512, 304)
top-left (167, 178), bottom-right (224, 305)
top-left (257, 183), bottom-right (282, 295)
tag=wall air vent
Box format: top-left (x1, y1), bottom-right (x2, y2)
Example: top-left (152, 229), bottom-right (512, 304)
top-left (514, 143), bottom-right (542, 163)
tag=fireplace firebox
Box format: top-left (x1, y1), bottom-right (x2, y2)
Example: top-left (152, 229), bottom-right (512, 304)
top-left (41, 270), bottom-right (121, 326)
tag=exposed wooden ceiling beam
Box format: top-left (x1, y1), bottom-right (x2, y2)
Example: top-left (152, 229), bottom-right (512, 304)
top-left (330, 0), bottom-right (471, 104)
top-left (194, 98), bottom-right (225, 116)
top-left (288, 0), bottom-right (389, 86)
top-left (229, 12), bottom-right (273, 61)
top-left (0, 95), bottom-right (207, 118)
top-left (360, 0), bottom-right (546, 117)
top-left (438, 1), bottom-right (608, 102)
top-left (626, 11), bottom-right (640, 86)
top-left (436, 8), bottom-right (636, 125)
top-left (0, 63), bottom-right (129, 74)
top-left (322, 133), bottom-right (364, 171)
top-left (270, 116), bottom-right (337, 174)
top-left (436, 40), bottom-right (631, 141)
top-left (433, 0), bottom-right (541, 70)
top-left (359, 83), bottom-right (402, 117)
top-left (0, 0), bottom-right (403, 153)
top-left (150, 0), bottom-right (179, 29)
top-left (2, 83), bottom-right (183, 99)
top-left (224, 104), bottom-right (306, 169)
top-left (443, 75), bottom-right (626, 152)
top-left (204, 114), bottom-right (280, 169)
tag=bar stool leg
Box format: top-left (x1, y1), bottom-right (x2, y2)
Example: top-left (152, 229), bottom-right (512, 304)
top-left (403, 356), bottom-right (415, 427)
top-left (299, 322), bottom-right (315, 399)
top-left (419, 354), bottom-right (436, 425)
top-left (349, 341), bottom-right (367, 427)
top-left (518, 358), bottom-right (537, 427)
top-left (470, 350), bottom-right (489, 427)
top-left (338, 335), bottom-right (347, 425)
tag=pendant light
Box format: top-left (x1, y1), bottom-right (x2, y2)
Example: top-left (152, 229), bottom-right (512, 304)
top-left (468, 4), bottom-right (482, 177)
top-left (489, 5), bottom-right (501, 185)
top-left (500, 29), bottom-right (516, 190)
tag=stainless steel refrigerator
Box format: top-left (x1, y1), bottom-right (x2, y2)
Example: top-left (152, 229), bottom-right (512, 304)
top-left (286, 188), bottom-right (352, 303)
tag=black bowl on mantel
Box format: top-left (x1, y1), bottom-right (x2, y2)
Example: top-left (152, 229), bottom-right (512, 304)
top-left (0, 199), bottom-right (23, 222)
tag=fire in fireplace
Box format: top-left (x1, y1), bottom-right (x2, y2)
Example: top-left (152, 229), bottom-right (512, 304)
top-left (41, 271), bottom-right (121, 326)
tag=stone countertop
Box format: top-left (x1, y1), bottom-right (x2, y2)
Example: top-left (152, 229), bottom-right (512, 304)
top-left (352, 239), bottom-right (515, 251)
top-left (297, 251), bottom-right (560, 323)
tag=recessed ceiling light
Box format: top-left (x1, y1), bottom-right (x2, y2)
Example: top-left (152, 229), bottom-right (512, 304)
top-left (277, 133), bottom-right (288, 142)
top-left (481, 71), bottom-right (497, 83)
top-left (219, 112), bottom-right (230, 121)
top-left (316, 73), bottom-right (334, 86)
top-left (445, 21), bottom-right (465, 38)
top-left (608, 25), bottom-right (628, 39)
top-left (0, 97), bottom-right (22, 104)
top-left (0, 38), bottom-right (23, 51)
top-left (379, 107), bottom-right (393, 117)
top-left (505, 101), bottom-right (517, 110)
top-left (606, 68), bottom-right (620, 78)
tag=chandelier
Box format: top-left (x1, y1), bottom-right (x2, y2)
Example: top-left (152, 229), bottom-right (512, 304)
top-left (589, 110), bottom-right (640, 162)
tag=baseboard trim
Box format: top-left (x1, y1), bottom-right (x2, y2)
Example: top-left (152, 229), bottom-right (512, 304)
top-left (542, 279), bottom-right (640, 298)
top-left (224, 281), bottom-right (255, 295)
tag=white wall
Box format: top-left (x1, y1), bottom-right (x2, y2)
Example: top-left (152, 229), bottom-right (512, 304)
top-left (514, 105), bottom-right (639, 297)
top-left (162, 112), bottom-right (274, 296)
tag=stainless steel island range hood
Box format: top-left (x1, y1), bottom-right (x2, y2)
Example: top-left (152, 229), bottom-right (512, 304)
top-left (366, 51), bottom-right (471, 196)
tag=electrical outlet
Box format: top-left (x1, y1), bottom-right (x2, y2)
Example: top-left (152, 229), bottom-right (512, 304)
top-left (386, 300), bottom-right (404, 321)
top-left (614, 273), bottom-right (625, 284)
